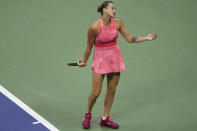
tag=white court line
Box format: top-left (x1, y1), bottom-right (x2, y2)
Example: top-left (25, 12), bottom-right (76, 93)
top-left (0, 85), bottom-right (59, 131)
top-left (33, 121), bottom-right (41, 125)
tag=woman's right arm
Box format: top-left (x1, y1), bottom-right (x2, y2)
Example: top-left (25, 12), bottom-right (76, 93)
top-left (78, 22), bottom-right (98, 67)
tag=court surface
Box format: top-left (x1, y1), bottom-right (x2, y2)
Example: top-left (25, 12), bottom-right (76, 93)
top-left (0, 0), bottom-right (197, 130)
top-left (0, 85), bottom-right (59, 131)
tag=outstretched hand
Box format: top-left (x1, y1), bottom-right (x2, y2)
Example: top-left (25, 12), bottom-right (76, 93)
top-left (146, 33), bottom-right (157, 41)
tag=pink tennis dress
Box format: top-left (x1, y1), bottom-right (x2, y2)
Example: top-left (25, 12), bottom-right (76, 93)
top-left (91, 18), bottom-right (126, 74)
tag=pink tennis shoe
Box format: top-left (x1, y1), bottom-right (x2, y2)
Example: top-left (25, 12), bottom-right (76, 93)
top-left (82, 112), bottom-right (92, 129)
top-left (82, 113), bottom-right (119, 129)
top-left (100, 116), bottom-right (119, 129)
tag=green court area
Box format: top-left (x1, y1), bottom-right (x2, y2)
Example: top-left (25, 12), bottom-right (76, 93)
top-left (0, 0), bottom-right (197, 130)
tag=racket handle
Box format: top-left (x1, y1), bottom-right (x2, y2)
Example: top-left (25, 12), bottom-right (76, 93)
top-left (67, 63), bottom-right (78, 66)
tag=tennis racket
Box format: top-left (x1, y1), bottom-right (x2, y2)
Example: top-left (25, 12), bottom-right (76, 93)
top-left (67, 62), bottom-right (78, 66)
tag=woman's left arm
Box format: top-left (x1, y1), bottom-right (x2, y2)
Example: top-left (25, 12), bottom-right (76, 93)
top-left (117, 19), bottom-right (157, 43)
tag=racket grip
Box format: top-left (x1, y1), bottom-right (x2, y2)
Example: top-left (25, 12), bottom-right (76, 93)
top-left (67, 63), bottom-right (78, 66)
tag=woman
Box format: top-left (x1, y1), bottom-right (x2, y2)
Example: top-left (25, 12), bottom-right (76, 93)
top-left (78, 1), bottom-right (157, 129)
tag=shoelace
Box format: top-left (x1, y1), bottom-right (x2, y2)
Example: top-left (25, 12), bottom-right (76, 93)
top-left (108, 117), bottom-right (113, 123)
top-left (85, 114), bottom-right (91, 122)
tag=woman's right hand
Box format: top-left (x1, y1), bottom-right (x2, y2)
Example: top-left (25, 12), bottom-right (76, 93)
top-left (78, 60), bottom-right (87, 67)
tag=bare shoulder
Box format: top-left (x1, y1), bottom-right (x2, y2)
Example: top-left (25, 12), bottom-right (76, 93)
top-left (114, 18), bottom-right (125, 24)
top-left (88, 20), bottom-right (99, 34)
top-left (113, 18), bottom-right (123, 30)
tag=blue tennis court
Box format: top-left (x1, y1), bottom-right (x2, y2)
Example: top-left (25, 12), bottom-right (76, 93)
top-left (0, 85), bottom-right (59, 131)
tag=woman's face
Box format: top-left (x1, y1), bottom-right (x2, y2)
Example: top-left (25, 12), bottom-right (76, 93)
top-left (103, 3), bottom-right (116, 17)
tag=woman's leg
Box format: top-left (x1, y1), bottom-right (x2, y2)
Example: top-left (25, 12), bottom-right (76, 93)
top-left (86, 70), bottom-right (105, 113)
top-left (103, 72), bottom-right (120, 117)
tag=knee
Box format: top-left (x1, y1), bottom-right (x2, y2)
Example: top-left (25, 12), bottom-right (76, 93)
top-left (92, 91), bottom-right (101, 98)
top-left (107, 86), bottom-right (117, 95)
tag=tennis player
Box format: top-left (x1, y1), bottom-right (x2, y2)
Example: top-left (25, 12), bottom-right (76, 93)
top-left (78, 1), bottom-right (157, 129)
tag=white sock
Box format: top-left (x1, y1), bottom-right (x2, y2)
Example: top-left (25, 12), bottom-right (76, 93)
top-left (102, 116), bottom-right (107, 120)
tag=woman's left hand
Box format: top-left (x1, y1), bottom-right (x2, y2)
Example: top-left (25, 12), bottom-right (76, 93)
top-left (146, 33), bottom-right (157, 41)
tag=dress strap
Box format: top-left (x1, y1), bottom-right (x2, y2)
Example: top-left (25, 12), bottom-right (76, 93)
top-left (98, 19), bottom-right (102, 34)
top-left (111, 18), bottom-right (118, 30)
top-left (99, 19), bottom-right (103, 26)
top-left (100, 18), bottom-right (113, 27)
